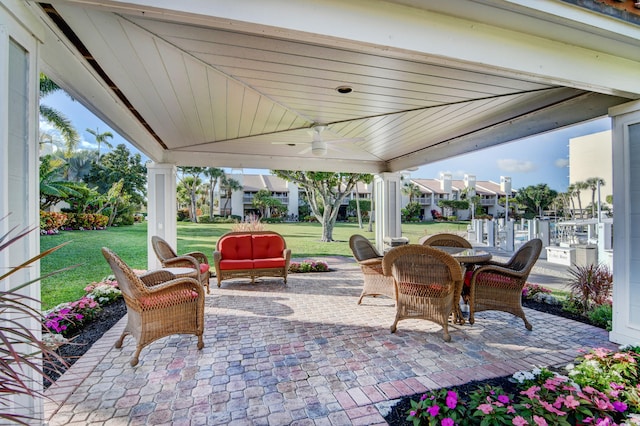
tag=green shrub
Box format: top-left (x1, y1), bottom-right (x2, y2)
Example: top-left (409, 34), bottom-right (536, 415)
top-left (262, 217), bottom-right (283, 223)
top-left (40, 211), bottom-right (68, 232)
top-left (567, 263), bottom-right (613, 314)
top-left (177, 208), bottom-right (190, 221)
top-left (588, 304), bottom-right (613, 330)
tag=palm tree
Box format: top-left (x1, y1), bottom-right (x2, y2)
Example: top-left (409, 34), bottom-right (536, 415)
top-left (66, 150), bottom-right (95, 182)
top-left (203, 167), bottom-right (224, 218)
top-left (177, 167), bottom-right (205, 222)
top-left (572, 181), bottom-right (589, 219)
top-left (220, 175), bottom-right (242, 217)
top-left (39, 155), bottom-right (83, 210)
top-left (401, 182), bottom-right (423, 203)
top-left (39, 74), bottom-right (80, 157)
top-left (585, 177), bottom-right (605, 218)
top-left (86, 127), bottom-right (114, 159)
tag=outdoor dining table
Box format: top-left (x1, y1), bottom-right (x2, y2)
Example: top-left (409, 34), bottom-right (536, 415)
top-left (430, 246), bottom-right (493, 324)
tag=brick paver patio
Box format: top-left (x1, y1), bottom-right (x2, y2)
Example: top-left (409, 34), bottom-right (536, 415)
top-left (44, 256), bottom-right (615, 425)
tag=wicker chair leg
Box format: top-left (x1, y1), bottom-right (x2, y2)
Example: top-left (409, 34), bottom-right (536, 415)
top-left (357, 292), bottom-right (365, 305)
top-left (442, 326), bottom-right (451, 342)
top-left (521, 314), bottom-right (533, 331)
top-left (197, 335), bottom-right (204, 350)
top-left (115, 332), bottom-right (127, 348)
top-left (130, 346), bottom-right (143, 366)
top-left (217, 276), bottom-right (222, 288)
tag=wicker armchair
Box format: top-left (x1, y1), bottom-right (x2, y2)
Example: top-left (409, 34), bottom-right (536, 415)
top-left (468, 238), bottom-right (542, 330)
top-left (102, 247), bottom-right (205, 366)
top-left (382, 245), bottom-right (463, 342)
top-left (419, 233), bottom-right (472, 248)
top-left (349, 235), bottom-right (395, 304)
top-left (151, 235), bottom-right (211, 294)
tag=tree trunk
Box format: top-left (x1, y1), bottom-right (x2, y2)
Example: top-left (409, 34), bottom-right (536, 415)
top-left (368, 186), bottom-right (374, 232)
top-left (209, 182), bottom-right (215, 218)
top-left (190, 191), bottom-right (198, 222)
top-left (356, 188), bottom-right (363, 229)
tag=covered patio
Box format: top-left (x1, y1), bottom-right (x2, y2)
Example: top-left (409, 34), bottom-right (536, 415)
top-left (44, 256), bottom-right (614, 425)
top-left (2, 0), bottom-right (640, 422)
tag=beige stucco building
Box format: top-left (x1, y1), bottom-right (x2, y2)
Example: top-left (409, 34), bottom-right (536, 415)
top-left (569, 130), bottom-right (613, 215)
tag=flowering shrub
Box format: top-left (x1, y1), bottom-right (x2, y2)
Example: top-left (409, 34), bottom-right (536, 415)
top-left (64, 212), bottom-right (109, 230)
top-left (566, 263), bottom-right (613, 315)
top-left (289, 260), bottom-right (329, 273)
top-left (407, 388), bottom-right (466, 426)
top-left (522, 283), bottom-right (552, 299)
top-left (43, 276), bottom-right (124, 339)
top-left (40, 211), bottom-right (68, 233)
top-left (406, 346), bottom-right (640, 425)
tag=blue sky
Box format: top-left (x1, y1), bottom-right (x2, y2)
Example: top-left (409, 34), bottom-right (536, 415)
top-left (42, 90), bottom-right (610, 192)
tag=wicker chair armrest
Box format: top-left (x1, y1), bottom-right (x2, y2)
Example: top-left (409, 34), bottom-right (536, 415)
top-left (472, 264), bottom-right (527, 280)
top-left (213, 251), bottom-right (222, 266)
top-left (283, 248), bottom-right (292, 261)
top-left (145, 277), bottom-right (205, 297)
top-left (359, 257), bottom-right (383, 266)
top-left (184, 251), bottom-right (209, 265)
top-left (162, 255), bottom-right (200, 269)
top-left (139, 270), bottom-right (177, 287)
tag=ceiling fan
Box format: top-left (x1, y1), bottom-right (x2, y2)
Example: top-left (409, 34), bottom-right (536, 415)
top-left (273, 124), bottom-right (364, 156)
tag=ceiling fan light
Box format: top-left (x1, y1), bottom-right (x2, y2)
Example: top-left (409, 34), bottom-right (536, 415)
top-left (311, 140), bottom-right (327, 156)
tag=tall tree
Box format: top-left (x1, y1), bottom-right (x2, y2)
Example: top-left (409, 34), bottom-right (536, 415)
top-left (585, 177), bottom-right (605, 218)
top-left (177, 167), bottom-right (205, 222)
top-left (514, 184), bottom-right (558, 217)
top-left (86, 127), bottom-right (114, 159)
top-left (567, 184), bottom-right (578, 219)
top-left (401, 182), bottom-right (422, 203)
top-left (203, 167), bottom-right (225, 218)
top-left (66, 150), bottom-right (94, 182)
top-left (39, 74), bottom-right (80, 156)
top-left (354, 174), bottom-right (373, 229)
top-left (85, 144), bottom-right (147, 207)
top-left (220, 175), bottom-right (242, 217)
top-left (272, 171), bottom-right (369, 241)
top-left (39, 155), bottom-right (84, 210)
top-left (571, 181), bottom-right (589, 218)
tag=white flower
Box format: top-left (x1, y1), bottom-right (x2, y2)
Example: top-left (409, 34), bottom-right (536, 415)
top-left (565, 363), bottom-right (575, 372)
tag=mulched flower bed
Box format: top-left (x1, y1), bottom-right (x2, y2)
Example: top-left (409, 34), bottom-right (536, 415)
top-left (43, 298), bottom-right (126, 389)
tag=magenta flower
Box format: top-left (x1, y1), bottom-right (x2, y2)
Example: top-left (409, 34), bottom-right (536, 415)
top-left (612, 401), bottom-right (628, 412)
top-left (427, 405), bottom-right (440, 417)
top-left (446, 391), bottom-right (458, 409)
top-left (497, 394), bottom-right (510, 404)
top-left (512, 416), bottom-right (529, 426)
top-left (409, 410), bottom-right (416, 416)
top-left (441, 418), bottom-right (454, 426)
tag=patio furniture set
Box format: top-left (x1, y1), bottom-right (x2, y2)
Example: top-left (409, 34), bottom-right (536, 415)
top-left (349, 233), bottom-right (543, 341)
top-left (101, 231), bottom-right (540, 366)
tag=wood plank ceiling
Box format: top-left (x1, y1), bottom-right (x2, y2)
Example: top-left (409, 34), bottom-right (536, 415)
top-left (42, 2), bottom-right (633, 173)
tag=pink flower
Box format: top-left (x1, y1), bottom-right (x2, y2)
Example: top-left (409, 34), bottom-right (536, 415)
top-left (441, 418), bottom-right (454, 426)
top-left (478, 404), bottom-right (494, 414)
top-left (594, 398), bottom-right (612, 411)
top-left (521, 386), bottom-right (541, 399)
top-left (446, 391), bottom-right (458, 409)
top-left (533, 415), bottom-right (548, 426)
top-left (427, 405), bottom-right (440, 417)
top-left (595, 418), bottom-right (612, 426)
top-left (563, 395), bottom-right (580, 409)
top-left (512, 416), bottom-right (529, 426)
top-left (507, 406), bottom-right (516, 414)
top-left (540, 400), bottom-right (566, 416)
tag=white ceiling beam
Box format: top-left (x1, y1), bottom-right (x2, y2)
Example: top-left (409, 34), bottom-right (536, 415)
top-left (51, 0), bottom-right (640, 98)
top-left (388, 92), bottom-right (625, 172)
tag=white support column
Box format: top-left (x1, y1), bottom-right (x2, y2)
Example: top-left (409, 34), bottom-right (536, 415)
top-left (609, 100), bottom-right (640, 345)
top-left (374, 173), bottom-right (403, 253)
top-left (147, 163), bottom-right (177, 270)
top-left (0, 3), bottom-right (44, 421)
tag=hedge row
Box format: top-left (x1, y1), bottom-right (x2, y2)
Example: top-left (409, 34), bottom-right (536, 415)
top-left (40, 211), bottom-right (109, 233)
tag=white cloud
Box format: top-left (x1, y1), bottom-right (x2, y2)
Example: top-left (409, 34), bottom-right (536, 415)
top-left (555, 158), bottom-right (569, 168)
top-left (496, 158), bottom-right (536, 173)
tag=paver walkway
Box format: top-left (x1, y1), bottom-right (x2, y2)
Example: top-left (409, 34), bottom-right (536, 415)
top-left (45, 256), bottom-right (615, 425)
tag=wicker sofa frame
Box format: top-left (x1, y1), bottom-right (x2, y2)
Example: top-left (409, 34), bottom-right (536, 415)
top-left (212, 231), bottom-right (291, 287)
top-left (419, 233), bottom-right (472, 248)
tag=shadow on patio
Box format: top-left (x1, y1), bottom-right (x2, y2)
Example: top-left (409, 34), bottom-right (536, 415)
top-left (44, 258), bottom-right (614, 425)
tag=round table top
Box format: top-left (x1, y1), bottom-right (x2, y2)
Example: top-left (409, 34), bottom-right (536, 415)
top-left (430, 246), bottom-right (492, 264)
top-left (162, 267), bottom-right (198, 276)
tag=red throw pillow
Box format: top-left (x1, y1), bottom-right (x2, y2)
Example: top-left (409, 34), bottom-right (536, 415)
top-left (199, 263), bottom-right (210, 274)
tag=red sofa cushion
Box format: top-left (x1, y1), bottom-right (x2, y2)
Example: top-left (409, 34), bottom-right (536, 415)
top-left (219, 259), bottom-right (254, 270)
top-left (139, 290), bottom-right (199, 309)
top-left (252, 234), bottom-right (285, 259)
top-left (253, 258), bottom-right (286, 269)
top-left (219, 235), bottom-right (253, 260)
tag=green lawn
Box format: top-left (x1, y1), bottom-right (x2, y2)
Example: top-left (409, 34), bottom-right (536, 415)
top-left (40, 220), bottom-right (469, 309)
